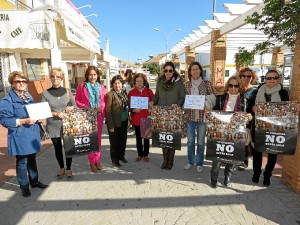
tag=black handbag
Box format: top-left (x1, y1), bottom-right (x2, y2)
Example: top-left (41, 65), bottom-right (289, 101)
top-left (38, 122), bottom-right (51, 141)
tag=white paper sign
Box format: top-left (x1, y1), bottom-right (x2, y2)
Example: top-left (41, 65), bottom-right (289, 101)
top-left (130, 96), bottom-right (149, 109)
top-left (26, 102), bottom-right (53, 120)
top-left (184, 95), bottom-right (205, 110)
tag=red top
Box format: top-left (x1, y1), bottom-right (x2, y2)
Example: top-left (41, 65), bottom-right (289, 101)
top-left (128, 87), bottom-right (154, 126)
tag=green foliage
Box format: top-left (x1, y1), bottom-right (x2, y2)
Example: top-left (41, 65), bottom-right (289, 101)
top-left (234, 47), bottom-right (256, 69)
top-left (246, 0), bottom-right (300, 52)
top-left (144, 63), bottom-right (158, 74)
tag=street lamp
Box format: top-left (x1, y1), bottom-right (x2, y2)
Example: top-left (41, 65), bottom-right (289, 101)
top-left (153, 27), bottom-right (182, 56)
top-left (77, 5), bottom-right (92, 10)
top-left (85, 14), bottom-right (98, 18)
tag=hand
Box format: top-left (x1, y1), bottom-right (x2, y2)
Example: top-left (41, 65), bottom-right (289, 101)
top-left (252, 106), bottom-right (257, 113)
top-left (296, 104), bottom-right (300, 112)
top-left (20, 118), bottom-right (36, 125)
top-left (109, 128), bottom-right (114, 132)
top-left (132, 108), bottom-right (141, 113)
top-left (66, 106), bottom-right (74, 112)
top-left (149, 102), bottom-right (154, 108)
top-left (96, 108), bottom-right (102, 113)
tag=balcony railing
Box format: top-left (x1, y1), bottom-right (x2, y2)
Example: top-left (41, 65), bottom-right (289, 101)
top-left (6, 0), bottom-right (33, 10)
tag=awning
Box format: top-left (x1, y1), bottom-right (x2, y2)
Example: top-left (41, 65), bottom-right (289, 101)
top-left (0, 11), bottom-right (52, 49)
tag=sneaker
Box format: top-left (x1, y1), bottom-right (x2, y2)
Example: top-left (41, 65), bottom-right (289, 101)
top-left (196, 166), bottom-right (203, 173)
top-left (184, 163), bottom-right (193, 170)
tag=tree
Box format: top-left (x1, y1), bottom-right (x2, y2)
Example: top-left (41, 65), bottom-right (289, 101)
top-left (246, 0), bottom-right (300, 52)
top-left (246, 0), bottom-right (300, 193)
top-left (144, 63), bottom-right (159, 75)
top-left (234, 47), bottom-right (256, 72)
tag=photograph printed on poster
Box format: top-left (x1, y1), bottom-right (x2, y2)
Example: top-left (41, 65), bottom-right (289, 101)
top-left (255, 101), bottom-right (299, 155)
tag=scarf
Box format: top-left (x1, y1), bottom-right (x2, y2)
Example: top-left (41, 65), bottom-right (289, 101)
top-left (191, 77), bottom-right (203, 95)
top-left (223, 93), bottom-right (240, 112)
top-left (255, 83), bottom-right (282, 103)
top-left (13, 89), bottom-right (31, 102)
top-left (159, 75), bottom-right (178, 91)
top-left (115, 90), bottom-right (128, 121)
top-left (86, 82), bottom-right (100, 108)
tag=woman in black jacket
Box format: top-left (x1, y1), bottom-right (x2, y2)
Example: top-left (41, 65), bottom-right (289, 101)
top-left (252, 70), bottom-right (289, 186)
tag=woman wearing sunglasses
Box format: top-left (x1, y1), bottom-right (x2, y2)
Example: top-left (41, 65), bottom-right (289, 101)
top-left (41, 68), bottom-right (75, 181)
top-left (237, 68), bottom-right (257, 170)
top-left (210, 76), bottom-right (251, 188)
top-left (252, 70), bottom-right (289, 186)
top-left (153, 61), bottom-right (185, 170)
top-left (0, 71), bottom-right (48, 197)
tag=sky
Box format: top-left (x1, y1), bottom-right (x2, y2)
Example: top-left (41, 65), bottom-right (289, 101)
top-left (71, 0), bottom-right (244, 63)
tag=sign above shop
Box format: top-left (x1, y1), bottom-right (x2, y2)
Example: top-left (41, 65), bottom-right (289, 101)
top-left (0, 11), bottom-right (52, 49)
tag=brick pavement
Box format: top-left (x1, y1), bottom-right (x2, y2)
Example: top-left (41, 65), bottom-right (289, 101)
top-left (0, 126), bottom-right (300, 225)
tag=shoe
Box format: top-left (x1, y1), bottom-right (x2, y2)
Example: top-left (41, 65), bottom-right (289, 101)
top-left (211, 179), bottom-right (217, 188)
top-left (238, 165), bottom-right (246, 171)
top-left (90, 164), bottom-right (97, 173)
top-left (224, 176), bottom-right (231, 187)
top-left (136, 156), bottom-right (142, 162)
top-left (120, 158), bottom-right (128, 163)
top-left (66, 170), bottom-right (73, 181)
top-left (144, 156), bottom-right (149, 162)
top-left (31, 181), bottom-right (48, 189)
top-left (21, 188), bottom-right (31, 197)
top-left (56, 168), bottom-right (65, 180)
top-left (184, 163), bottom-right (193, 170)
top-left (96, 163), bottom-right (103, 170)
top-left (112, 161), bottom-right (121, 167)
top-left (196, 166), bottom-right (203, 173)
top-left (263, 176), bottom-right (270, 186)
top-left (252, 174), bottom-right (260, 183)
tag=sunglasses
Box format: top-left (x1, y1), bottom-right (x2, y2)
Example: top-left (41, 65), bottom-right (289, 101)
top-left (265, 76), bottom-right (279, 80)
top-left (228, 84), bottom-right (239, 88)
top-left (50, 75), bottom-right (62, 79)
top-left (241, 74), bottom-right (252, 78)
top-left (13, 80), bottom-right (28, 84)
top-left (164, 69), bottom-right (173, 73)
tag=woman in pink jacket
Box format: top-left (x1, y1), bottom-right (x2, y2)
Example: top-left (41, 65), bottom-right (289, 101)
top-left (75, 66), bottom-right (106, 172)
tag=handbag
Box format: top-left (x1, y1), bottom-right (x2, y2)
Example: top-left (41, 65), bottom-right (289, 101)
top-left (38, 122), bottom-right (51, 142)
top-left (140, 117), bottom-right (152, 139)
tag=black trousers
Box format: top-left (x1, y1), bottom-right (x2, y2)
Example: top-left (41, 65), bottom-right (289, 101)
top-left (108, 120), bottom-right (128, 163)
top-left (51, 138), bottom-right (72, 170)
top-left (211, 161), bottom-right (233, 181)
top-left (133, 125), bottom-right (150, 157)
top-left (252, 150), bottom-right (278, 178)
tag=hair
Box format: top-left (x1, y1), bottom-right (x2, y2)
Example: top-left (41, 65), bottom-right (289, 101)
top-left (187, 62), bottom-right (204, 81)
top-left (265, 69), bottom-right (280, 77)
top-left (8, 71), bottom-right (29, 84)
top-left (84, 65), bottom-right (101, 83)
top-left (50, 67), bottom-right (65, 79)
top-left (124, 69), bottom-right (133, 86)
top-left (224, 75), bottom-right (244, 93)
top-left (133, 73), bottom-right (148, 87)
top-left (162, 61), bottom-right (180, 79)
top-left (111, 75), bottom-right (124, 88)
top-left (238, 67), bottom-right (257, 84)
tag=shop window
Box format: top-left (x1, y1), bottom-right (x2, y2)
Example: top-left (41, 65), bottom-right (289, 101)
top-left (26, 59), bottom-right (42, 80)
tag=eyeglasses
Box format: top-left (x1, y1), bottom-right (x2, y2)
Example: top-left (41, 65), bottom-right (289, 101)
top-left (164, 69), bottom-right (173, 73)
top-left (265, 76), bottom-right (280, 80)
top-left (228, 84), bottom-right (239, 88)
top-left (50, 75), bottom-right (62, 79)
top-left (241, 74), bottom-right (252, 78)
top-left (13, 80), bottom-right (28, 84)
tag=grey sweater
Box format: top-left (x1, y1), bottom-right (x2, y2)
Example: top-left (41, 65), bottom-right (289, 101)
top-left (40, 87), bottom-right (75, 138)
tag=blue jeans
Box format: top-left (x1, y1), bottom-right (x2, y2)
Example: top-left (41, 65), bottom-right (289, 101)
top-left (16, 153), bottom-right (39, 189)
top-left (187, 121), bottom-right (206, 166)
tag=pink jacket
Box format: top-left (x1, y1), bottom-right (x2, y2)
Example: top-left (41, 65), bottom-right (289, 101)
top-left (75, 82), bottom-right (106, 118)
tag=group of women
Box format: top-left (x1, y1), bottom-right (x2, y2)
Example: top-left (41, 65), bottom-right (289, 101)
top-left (0, 61), bottom-right (293, 197)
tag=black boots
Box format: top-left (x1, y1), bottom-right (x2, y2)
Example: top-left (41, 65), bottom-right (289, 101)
top-left (166, 149), bottom-right (175, 170)
top-left (161, 148), bottom-right (168, 169)
top-left (161, 148), bottom-right (175, 170)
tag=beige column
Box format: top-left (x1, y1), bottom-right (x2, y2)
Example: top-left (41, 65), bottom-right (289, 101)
top-left (185, 46), bottom-right (195, 69)
top-left (271, 47), bottom-right (284, 69)
top-left (210, 30), bottom-right (227, 94)
top-left (282, 32), bottom-right (300, 194)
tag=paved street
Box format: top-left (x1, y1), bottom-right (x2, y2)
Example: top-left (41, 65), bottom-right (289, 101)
top-left (0, 125), bottom-right (300, 225)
